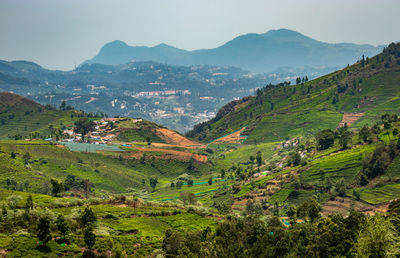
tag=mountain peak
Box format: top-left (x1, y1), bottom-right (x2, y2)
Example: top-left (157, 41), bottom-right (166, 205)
top-left (100, 40), bottom-right (129, 52)
top-left (264, 28), bottom-right (303, 36)
top-left (83, 29), bottom-right (383, 72)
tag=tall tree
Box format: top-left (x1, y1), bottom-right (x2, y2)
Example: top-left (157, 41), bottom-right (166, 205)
top-left (149, 176), bottom-right (158, 191)
top-left (81, 206), bottom-right (96, 228)
top-left (37, 217), bottom-right (52, 246)
top-left (56, 214), bottom-right (70, 240)
top-left (256, 151), bottom-right (263, 166)
top-left (316, 129), bottom-right (335, 150)
top-left (51, 179), bottom-right (64, 197)
top-left (74, 117), bottom-right (95, 141)
top-left (84, 225), bottom-right (96, 250)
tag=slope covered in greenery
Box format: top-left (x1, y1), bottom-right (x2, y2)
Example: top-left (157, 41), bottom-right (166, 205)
top-left (187, 43), bottom-right (400, 144)
top-left (1, 46), bottom-right (400, 257)
top-left (0, 92), bottom-right (93, 139)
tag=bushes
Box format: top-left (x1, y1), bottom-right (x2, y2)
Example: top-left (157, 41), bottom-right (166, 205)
top-left (359, 125), bottom-right (372, 143)
top-left (361, 143), bottom-right (398, 180)
top-left (316, 129), bottom-right (335, 150)
top-left (287, 152), bottom-right (301, 166)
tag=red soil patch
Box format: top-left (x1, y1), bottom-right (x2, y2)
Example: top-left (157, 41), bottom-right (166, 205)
top-left (0, 249), bottom-right (8, 257)
top-left (338, 112), bottom-right (365, 128)
top-left (213, 127), bottom-right (247, 144)
top-left (232, 198), bottom-right (249, 211)
top-left (156, 128), bottom-right (205, 148)
top-left (151, 142), bottom-right (197, 149)
top-left (126, 147), bottom-right (208, 163)
top-left (322, 197), bottom-right (388, 217)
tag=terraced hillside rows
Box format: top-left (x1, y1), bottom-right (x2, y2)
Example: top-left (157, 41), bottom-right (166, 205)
top-left (0, 92), bottom-right (92, 139)
top-left (187, 42), bottom-right (400, 144)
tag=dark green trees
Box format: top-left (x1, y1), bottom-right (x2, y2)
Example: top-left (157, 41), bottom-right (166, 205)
top-left (25, 194), bottom-right (34, 210)
top-left (288, 152), bottom-right (301, 166)
top-left (359, 125), bottom-right (372, 143)
top-left (74, 117), bottom-right (95, 140)
top-left (37, 217), bottom-right (52, 246)
top-left (339, 129), bottom-right (352, 149)
top-left (80, 206), bottom-right (97, 251)
top-left (81, 206), bottom-right (97, 227)
top-left (84, 225), bottom-right (96, 250)
top-left (256, 151), bottom-right (263, 166)
top-left (316, 129), bottom-right (335, 150)
top-left (51, 179), bottom-right (64, 197)
top-left (187, 156), bottom-right (195, 171)
top-left (149, 176), bottom-right (158, 191)
top-left (220, 169), bottom-right (226, 179)
top-left (56, 214), bottom-right (70, 240)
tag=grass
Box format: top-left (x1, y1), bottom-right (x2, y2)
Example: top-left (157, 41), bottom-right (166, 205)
top-left (234, 169), bottom-right (291, 198)
top-left (359, 184), bottom-right (400, 204)
top-left (216, 142), bottom-right (278, 165)
top-left (0, 140), bottom-right (214, 195)
top-left (117, 120), bottom-right (165, 143)
top-left (0, 104), bottom-right (89, 139)
top-left (301, 144), bottom-right (375, 186)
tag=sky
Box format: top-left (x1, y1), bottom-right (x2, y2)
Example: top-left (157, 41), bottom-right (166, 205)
top-left (0, 0), bottom-right (399, 71)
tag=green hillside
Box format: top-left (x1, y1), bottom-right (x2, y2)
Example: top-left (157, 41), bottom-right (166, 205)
top-left (187, 42), bottom-right (400, 144)
top-left (0, 92), bottom-right (90, 139)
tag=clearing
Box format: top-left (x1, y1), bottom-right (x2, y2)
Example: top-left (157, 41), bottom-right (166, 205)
top-left (338, 112), bottom-right (365, 128)
top-left (210, 127), bottom-right (248, 145)
top-left (156, 128), bottom-right (205, 148)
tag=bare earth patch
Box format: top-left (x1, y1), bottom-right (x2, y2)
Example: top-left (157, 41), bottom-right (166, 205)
top-left (322, 197), bottom-right (389, 217)
top-left (212, 127), bottom-right (247, 144)
top-left (156, 128), bottom-right (205, 148)
top-left (337, 112), bottom-right (365, 128)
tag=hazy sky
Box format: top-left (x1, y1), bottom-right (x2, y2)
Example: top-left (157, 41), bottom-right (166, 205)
top-left (1, 0), bottom-right (399, 70)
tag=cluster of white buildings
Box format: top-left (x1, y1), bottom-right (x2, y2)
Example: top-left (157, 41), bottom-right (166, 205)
top-left (62, 118), bottom-right (120, 144)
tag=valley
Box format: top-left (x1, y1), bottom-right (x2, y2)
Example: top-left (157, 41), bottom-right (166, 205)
top-left (0, 27), bottom-right (399, 257)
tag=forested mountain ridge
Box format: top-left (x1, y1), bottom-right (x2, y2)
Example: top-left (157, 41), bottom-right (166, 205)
top-left (187, 42), bottom-right (400, 143)
top-left (84, 29), bottom-right (383, 73)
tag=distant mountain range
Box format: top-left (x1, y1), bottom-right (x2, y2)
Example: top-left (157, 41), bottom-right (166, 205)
top-left (83, 29), bottom-right (384, 73)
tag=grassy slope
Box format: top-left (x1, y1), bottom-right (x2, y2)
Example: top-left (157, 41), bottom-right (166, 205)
top-left (0, 92), bottom-right (88, 139)
top-left (0, 190), bottom-right (217, 257)
top-left (116, 119), bottom-right (166, 143)
top-left (0, 140), bottom-right (214, 196)
top-left (188, 43), bottom-right (400, 144)
top-left (232, 125), bottom-right (400, 209)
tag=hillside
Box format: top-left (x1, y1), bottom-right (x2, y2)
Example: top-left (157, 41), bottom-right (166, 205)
top-left (83, 29), bottom-right (383, 73)
top-left (187, 42), bottom-right (400, 144)
top-left (0, 92), bottom-right (90, 139)
top-left (0, 94), bottom-right (212, 193)
top-left (1, 73), bottom-right (400, 256)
